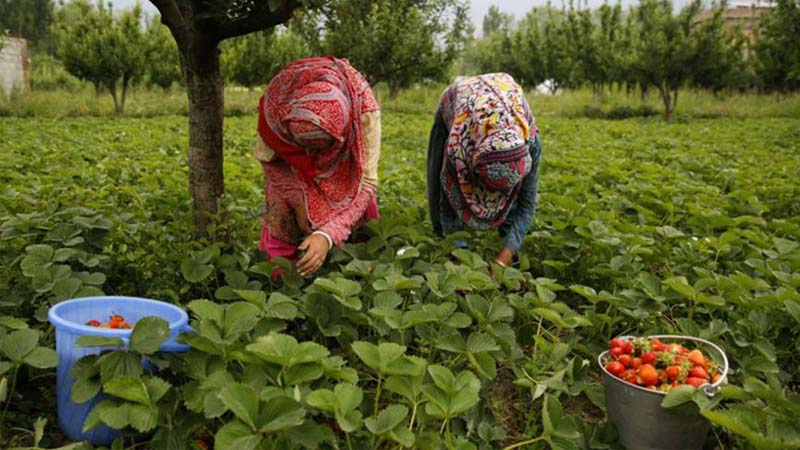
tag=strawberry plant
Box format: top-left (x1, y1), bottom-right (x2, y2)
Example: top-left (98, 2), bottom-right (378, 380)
top-left (1, 111), bottom-right (799, 448)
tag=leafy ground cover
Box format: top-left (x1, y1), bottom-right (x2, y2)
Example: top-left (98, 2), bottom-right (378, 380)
top-left (0, 111), bottom-right (799, 449)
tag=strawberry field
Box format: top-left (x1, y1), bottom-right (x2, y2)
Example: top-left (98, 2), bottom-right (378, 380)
top-left (1, 111), bottom-right (799, 449)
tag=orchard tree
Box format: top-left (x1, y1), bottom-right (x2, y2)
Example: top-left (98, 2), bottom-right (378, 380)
top-left (147, 0), bottom-right (313, 236)
top-left (540, 6), bottom-right (575, 93)
top-left (300, 0), bottom-right (471, 97)
top-left (627, 0), bottom-right (711, 119)
top-left (754, 0), bottom-right (800, 92)
top-left (473, 10), bottom-right (546, 88)
top-left (482, 4), bottom-right (513, 36)
top-left (145, 16), bottom-right (182, 91)
top-left (690, 4), bottom-right (746, 93)
top-left (0, 0), bottom-right (52, 49)
top-left (52, 1), bottom-right (146, 114)
top-left (221, 26), bottom-right (309, 89)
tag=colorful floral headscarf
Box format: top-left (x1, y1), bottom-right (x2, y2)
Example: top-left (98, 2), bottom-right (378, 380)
top-left (440, 73), bottom-right (534, 230)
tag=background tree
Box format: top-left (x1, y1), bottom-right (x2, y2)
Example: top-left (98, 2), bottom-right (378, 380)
top-left (0, 0), bottom-right (53, 50)
top-left (690, 3), bottom-right (747, 94)
top-left (145, 16), bottom-right (182, 91)
top-left (481, 4), bottom-right (513, 36)
top-left (627, 0), bottom-right (712, 119)
top-left (594, 2), bottom-right (626, 94)
top-left (52, 0), bottom-right (146, 114)
top-left (299, 0), bottom-right (471, 97)
top-left (541, 6), bottom-right (576, 93)
top-left (473, 10), bottom-right (546, 89)
top-left (147, 0), bottom-right (312, 237)
top-left (221, 25), bottom-right (310, 89)
top-left (754, 0), bottom-right (800, 92)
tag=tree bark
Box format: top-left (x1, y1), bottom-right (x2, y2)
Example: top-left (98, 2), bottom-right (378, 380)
top-left (109, 82), bottom-right (122, 115)
top-left (121, 75), bottom-right (131, 115)
top-left (182, 34), bottom-right (225, 238)
top-left (659, 85), bottom-right (672, 121)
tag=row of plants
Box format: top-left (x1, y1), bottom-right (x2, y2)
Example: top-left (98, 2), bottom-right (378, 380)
top-left (0, 114), bottom-right (798, 448)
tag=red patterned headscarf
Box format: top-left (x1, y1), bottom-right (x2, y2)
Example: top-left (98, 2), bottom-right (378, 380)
top-left (258, 57), bottom-right (379, 228)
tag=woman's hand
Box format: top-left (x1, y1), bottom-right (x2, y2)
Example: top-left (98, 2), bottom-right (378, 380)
top-left (297, 234), bottom-right (331, 276)
top-left (493, 247), bottom-right (514, 268)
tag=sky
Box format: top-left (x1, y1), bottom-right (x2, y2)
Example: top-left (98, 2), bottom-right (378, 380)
top-left (119, 0), bottom-right (691, 32)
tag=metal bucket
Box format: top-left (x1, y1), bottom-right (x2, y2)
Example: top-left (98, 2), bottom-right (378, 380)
top-left (598, 335), bottom-right (729, 450)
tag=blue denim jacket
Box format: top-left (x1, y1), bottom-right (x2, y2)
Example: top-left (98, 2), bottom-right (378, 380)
top-left (427, 113), bottom-right (542, 252)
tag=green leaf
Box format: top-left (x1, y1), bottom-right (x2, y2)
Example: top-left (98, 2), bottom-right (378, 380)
top-left (75, 336), bottom-right (125, 348)
top-left (97, 351), bottom-right (143, 383)
top-left (259, 396), bottom-right (305, 432)
top-left (215, 420), bottom-right (262, 450)
top-left (71, 376), bottom-right (102, 404)
top-left (0, 377), bottom-right (6, 403)
top-left (144, 377), bottom-right (172, 403)
top-left (466, 333), bottom-right (499, 353)
top-left (785, 301), bottom-right (800, 324)
top-left (365, 404), bottom-right (408, 434)
top-left (661, 385), bottom-right (697, 408)
top-left (33, 416), bottom-right (46, 446)
top-left (23, 347), bottom-right (58, 368)
top-left (234, 289), bottom-right (266, 307)
top-left (313, 277), bottom-right (362, 310)
top-left (181, 254), bottom-right (214, 283)
top-left (188, 300), bottom-right (223, 323)
top-left (104, 377), bottom-right (150, 405)
top-left (223, 302), bottom-right (261, 340)
top-left (352, 341), bottom-right (424, 376)
top-left (247, 333), bottom-right (330, 369)
top-left (1, 328), bottom-right (38, 362)
top-left (774, 237), bottom-right (798, 255)
top-left (218, 383), bottom-right (260, 430)
top-left (127, 403), bottom-right (159, 433)
top-left (265, 292), bottom-right (301, 320)
top-left (0, 316), bottom-right (28, 330)
top-left (129, 316), bottom-right (170, 354)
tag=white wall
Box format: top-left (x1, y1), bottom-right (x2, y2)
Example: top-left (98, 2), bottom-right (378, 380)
top-left (0, 37), bottom-right (29, 97)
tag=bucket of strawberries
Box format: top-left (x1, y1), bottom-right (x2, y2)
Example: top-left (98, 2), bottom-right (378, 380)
top-left (598, 335), bottom-right (729, 450)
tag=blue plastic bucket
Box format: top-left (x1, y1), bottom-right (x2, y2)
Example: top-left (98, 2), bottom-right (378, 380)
top-left (48, 296), bottom-right (191, 445)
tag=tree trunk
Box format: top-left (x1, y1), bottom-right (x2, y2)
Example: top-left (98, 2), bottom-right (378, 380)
top-left (659, 86), bottom-right (672, 121)
top-left (671, 89), bottom-right (679, 113)
top-left (109, 82), bottom-right (122, 115)
top-left (388, 82), bottom-right (401, 99)
top-left (182, 36), bottom-right (225, 238)
top-left (120, 75), bottom-right (131, 115)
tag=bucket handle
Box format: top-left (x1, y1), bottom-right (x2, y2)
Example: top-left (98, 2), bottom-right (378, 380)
top-left (617, 334), bottom-right (729, 398)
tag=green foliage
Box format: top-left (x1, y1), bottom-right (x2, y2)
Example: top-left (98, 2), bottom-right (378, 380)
top-left (145, 16), bottom-right (182, 91)
top-left (299, 0), bottom-right (471, 96)
top-left (754, 0), bottom-right (800, 92)
top-left (0, 0), bottom-right (52, 49)
top-left (51, 0), bottom-right (147, 114)
top-left (1, 109), bottom-right (800, 449)
top-left (221, 26), bottom-right (310, 89)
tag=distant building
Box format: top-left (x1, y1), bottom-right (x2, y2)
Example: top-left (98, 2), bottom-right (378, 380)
top-left (696, 0), bottom-right (775, 52)
top-left (0, 37), bottom-right (30, 97)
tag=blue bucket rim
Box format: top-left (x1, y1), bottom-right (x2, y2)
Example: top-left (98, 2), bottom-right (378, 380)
top-left (48, 296), bottom-right (189, 337)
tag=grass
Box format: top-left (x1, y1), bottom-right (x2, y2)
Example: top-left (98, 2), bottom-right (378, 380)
top-left (2, 82), bottom-right (799, 119)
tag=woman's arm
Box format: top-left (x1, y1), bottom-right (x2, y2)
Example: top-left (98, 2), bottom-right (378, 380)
top-left (427, 111), bottom-right (463, 238)
top-left (316, 111), bottom-right (381, 246)
top-left (498, 133), bottom-right (542, 254)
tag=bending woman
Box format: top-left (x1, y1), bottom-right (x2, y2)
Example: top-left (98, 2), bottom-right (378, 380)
top-left (427, 73), bottom-right (542, 267)
top-left (254, 57), bottom-right (380, 276)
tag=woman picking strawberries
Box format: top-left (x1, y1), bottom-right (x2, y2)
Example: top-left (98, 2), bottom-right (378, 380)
top-left (254, 57), bottom-right (381, 276)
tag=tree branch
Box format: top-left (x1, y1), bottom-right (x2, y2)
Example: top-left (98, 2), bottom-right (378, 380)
top-left (149, 0), bottom-right (191, 48)
top-left (217, 0), bottom-right (301, 41)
